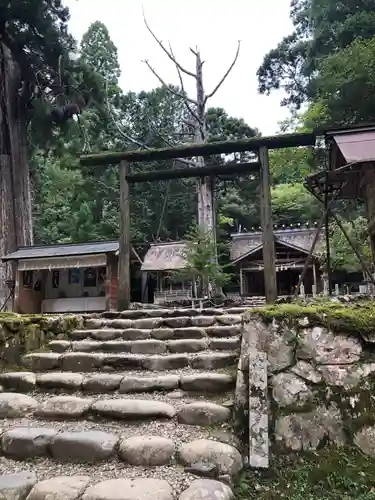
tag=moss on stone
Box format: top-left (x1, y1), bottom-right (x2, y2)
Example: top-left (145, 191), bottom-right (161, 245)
top-left (248, 301), bottom-right (375, 337)
top-left (0, 313), bottom-right (82, 368)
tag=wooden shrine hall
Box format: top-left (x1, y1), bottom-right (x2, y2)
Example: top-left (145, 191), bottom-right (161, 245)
top-left (230, 227), bottom-right (323, 297)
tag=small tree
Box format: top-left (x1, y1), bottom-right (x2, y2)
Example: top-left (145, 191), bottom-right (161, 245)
top-left (173, 225), bottom-right (231, 299)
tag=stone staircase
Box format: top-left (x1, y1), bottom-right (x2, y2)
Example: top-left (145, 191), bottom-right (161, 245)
top-left (0, 307), bottom-right (246, 500)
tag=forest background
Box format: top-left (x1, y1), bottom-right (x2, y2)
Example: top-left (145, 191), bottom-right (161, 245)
top-left (2, 0), bottom-right (375, 276)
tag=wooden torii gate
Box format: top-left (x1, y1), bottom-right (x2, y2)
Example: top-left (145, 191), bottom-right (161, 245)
top-left (80, 132), bottom-right (316, 310)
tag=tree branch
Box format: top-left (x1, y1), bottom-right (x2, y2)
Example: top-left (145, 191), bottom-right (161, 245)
top-left (143, 9), bottom-right (197, 79)
top-left (205, 41), bottom-right (241, 102)
top-left (168, 43), bottom-right (203, 126)
top-left (143, 59), bottom-right (197, 106)
top-left (104, 81), bottom-right (195, 167)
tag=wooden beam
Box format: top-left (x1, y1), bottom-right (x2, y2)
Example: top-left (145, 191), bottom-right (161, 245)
top-left (79, 132), bottom-right (317, 166)
top-left (118, 161), bottom-right (131, 310)
top-left (259, 147), bottom-right (277, 303)
top-left (126, 162), bottom-right (261, 184)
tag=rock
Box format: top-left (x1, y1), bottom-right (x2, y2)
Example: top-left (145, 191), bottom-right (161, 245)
top-left (119, 435), bottom-right (174, 465)
top-left (163, 317), bottom-right (191, 328)
top-left (91, 399), bottom-right (176, 420)
top-left (191, 316), bottom-right (216, 327)
top-left (0, 472), bottom-right (37, 500)
top-left (167, 340), bottom-right (208, 353)
top-left (118, 310), bottom-right (145, 319)
top-left (146, 309), bottom-right (172, 318)
top-left (179, 479), bottom-right (233, 500)
top-left (205, 326), bottom-right (241, 337)
top-left (36, 396), bottom-right (93, 419)
top-left (83, 374), bottom-right (123, 392)
top-left (0, 393), bottom-right (38, 417)
top-left (142, 354), bottom-right (189, 371)
top-left (173, 327), bottom-right (207, 339)
top-left (2, 427), bottom-right (57, 458)
top-left (202, 308), bottom-right (224, 316)
top-left (50, 431), bottom-right (118, 462)
top-left (184, 463), bottom-right (218, 478)
top-left (216, 315), bottom-right (242, 326)
top-left (209, 338), bottom-right (240, 351)
top-left (190, 353), bottom-right (238, 370)
top-left (103, 354), bottom-right (143, 370)
top-left (130, 340), bottom-right (167, 354)
top-left (0, 372), bottom-right (36, 392)
top-left (70, 330), bottom-right (89, 341)
top-left (84, 319), bottom-right (103, 329)
top-left (272, 373), bottom-right (313, 406)
top-left (178, 439), bottom-right (243, 476)
top-left (81, 478), bottom-right (173, 500)
top-left (275, 404), bottom-right (345, 451)
top-left (26, 475), bottom-right (91, 500)
top-left (48, 340), bottom-right (71, 352)
top-left (90, 329), bottom-right (123, 341)
top-left (71, 341), bottom-right (108, 352)
top-left (150, 328), bottom-right (174, 340)
top-left (122, 329), bottom-right (151, 341)
top-left (267, 327), bottom-right (295, 372)
top-left (110, 319), bottom-right (133, 329)
top-left (354, 426), bottom-right (375, 457)
top-left (61, 353), bottom-right (105, 372)
top-left (290, 360), bottom-right (323, 384)
top-left (296, 326), bottom-right (362, 364)
top-left (180, 373), bottom-right (235, 393)
top-left (209, 431), bottom-right (242, 452)
top-left (119, 375), bottom-right (179, 393)
top-left (23, 353), bottom-right (61, 371)
top-left (167, 390), bottom-right (186, 399)
top-left (37, 372), bottom-right (84, 390)
top-left (133, 318), bottom-right (162, 329)
top-left (178, 402), bottom-right (231, 425)
top-left (317, 363), bottom-right (375, 388)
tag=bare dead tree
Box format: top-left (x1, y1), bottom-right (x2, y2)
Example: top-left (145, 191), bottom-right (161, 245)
top-left (143, 10), bottom-right (241, 241)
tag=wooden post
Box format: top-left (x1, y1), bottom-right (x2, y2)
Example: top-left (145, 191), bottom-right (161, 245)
top-left (141, 272), bottom-right (148, 304)
top-left (259, 147), bottom-right (277, 303)
top-left (118, 160), bottom-right (131, 311)
top-left (240, 267), bottom-right (244, 296)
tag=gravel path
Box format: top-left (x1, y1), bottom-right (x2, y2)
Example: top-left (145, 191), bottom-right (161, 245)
top-left (28, 389), bottom-right (233, 409)
top-left (0, 457), bottom-right (196, 497)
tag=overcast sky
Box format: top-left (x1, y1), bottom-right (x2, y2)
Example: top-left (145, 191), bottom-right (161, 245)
top-left (64, 0), bottom-right (293, 135)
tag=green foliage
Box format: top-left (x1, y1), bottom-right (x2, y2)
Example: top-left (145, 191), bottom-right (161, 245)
top-left (234, 447), bottom-right (375, 499)
top-left (257, 0), bottom-right (375, 109)
top-left (173, 226), bottom-right (231, 298)
top-left (330, 216), bottom-right (373, 273)
top-left (315, 37), bottom-right (375, 126)
top-left (271, 183), bottom-right (321, 224)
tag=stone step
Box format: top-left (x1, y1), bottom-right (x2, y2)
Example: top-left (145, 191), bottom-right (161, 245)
top-left (71, 324), bottom-right (242, 341)
top-left (47, 337), bottom-right (241, 354)
top-left (0, 471), bottom-right (235, 500)
top-left (0, 392), bottom-right (234, 425)
top-left (0, 425), bottom-right (242, 474)
top-left (92, 307), bottom-right (246, 320)
top-left (0, 370), bottom-right (236, 394)
top-left (23, 351), bottom-right (239, 372)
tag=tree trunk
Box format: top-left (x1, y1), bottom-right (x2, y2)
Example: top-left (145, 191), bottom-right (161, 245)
top-left (195, 52), bottom-right (215, 239)
top-left (0, 43), bottom-right (33, 309)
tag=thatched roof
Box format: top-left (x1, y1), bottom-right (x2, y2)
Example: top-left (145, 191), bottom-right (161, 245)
top-left (230, 228), bottom-right (323, 263)
top-left (141, 242), bottom-right (187, 271)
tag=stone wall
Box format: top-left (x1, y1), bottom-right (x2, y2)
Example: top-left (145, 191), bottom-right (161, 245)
top-left (0, 313), bottom-right (82, 366)
top-left (235, 303), bottom-right (375, 460)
